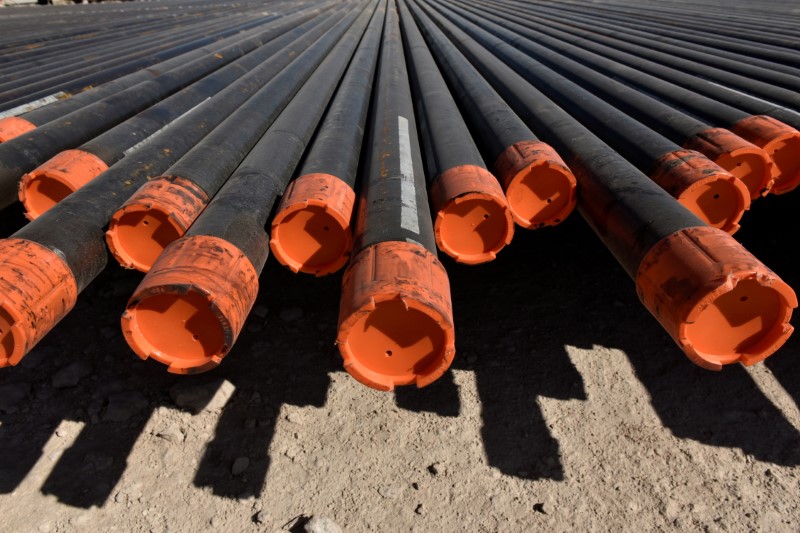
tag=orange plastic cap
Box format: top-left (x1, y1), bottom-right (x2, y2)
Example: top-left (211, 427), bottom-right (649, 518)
top-left (651, 150), bottom-right (750, 234)
top-left (683, 128), bottom-right (773, 199)
top-left (270, 173), bottom-right (355, 276)
top-left (732, 115), bottom-right (800, 195)
top-left (121, 235), bottom-right (259, 374)
top-left (430, 165), bottom-right (514, 264)
top-left (18, 149), bottom-right (109, 220)
top-left (636, 226), bottom-right (796, 370)
top-left (0, 116), bottom-right (36, 143)
top-left (106, 176), bottom-right (209, 272)
top-left (494, 140), bottom-right (577, 229)
top-left (337, 241), bottom-right (455, 391)
top-left (0, 239), bottom-right (78, 367)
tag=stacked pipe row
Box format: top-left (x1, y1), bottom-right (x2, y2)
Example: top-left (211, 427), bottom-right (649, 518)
top-left (0, 0), bottom-right (796, 391)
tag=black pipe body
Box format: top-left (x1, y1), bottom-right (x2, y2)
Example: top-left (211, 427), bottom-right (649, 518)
top-left (0, 8), bottom-right (335, 209)
top-left (398, 0), bottom-right (486, 185)
top-left (79, 13), bottom-right (339, 167)
top-left (10, 10), bottom-right (340, 291)
top-left (155, 5), bottom-right (366, 201)
top-left (354, 0), bottom-right (436, 255)
top-left (298, 0), bottom-right (385, 188)
top-left (404, 0), bottom-right (536, 167)
top-left (189, 1), bottom-right (383, 270)
top-left (416, 0), bottom-right (703, 275)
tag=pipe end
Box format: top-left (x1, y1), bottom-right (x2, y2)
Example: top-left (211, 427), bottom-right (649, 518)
top-left (337, 242), bottom-right (455, 391)
top-left (122, 236), bottom-right (259, 374)
top-left (0, 239), bottom-right (78, 367)
top-left (270, 173), bottom-right (355, 276)
top-left (652, 150), bottom-right (749, 234)
top-left (431, 165), bottom-right (513, 264)
top-left (732, 115), bottom-right (800, 195)
top-left (19, 149), bottom-right (108, 220)
top-left (636, 227), bottom-right (796, 369)
top-left (683, 127), bottom-right (774, 199)
top-left (494, 140), bottom-right (577, 229)
top-left (0, 116), bottom-right (36, 143)
top-left (106, 176), bottom-right (209, 272)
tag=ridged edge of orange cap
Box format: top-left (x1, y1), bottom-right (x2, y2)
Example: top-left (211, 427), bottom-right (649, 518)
top-left (0, 116), bottom-right (36, 143)
top-left (0, 238), bottom-right (78, 367)
top-left (18, 149), bottom-right (109, 220)
top-left (732, 115), bottom-right (800, 195)
top-left (121, 235), bottom-right (259, 375)
top-left (493, 140), bottom-right (577, 229)
top-left (106, 176), bottom-right (209, 272)
top-left (683, 128), bottom-right (773, 200)
top-left (430, 164), bottom-right (514, 264)
top-left (337, 241), bottom-right (455, 391)
top-left (636, 226), bottom-right (796, 370)
top-left (650, 150), bottom-right (750, 234)
top-left (270, 173), bottom-right (355, 276)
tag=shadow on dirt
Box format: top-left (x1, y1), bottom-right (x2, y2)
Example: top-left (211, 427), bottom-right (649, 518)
top-left (0, 187), bottom-right (797, 508)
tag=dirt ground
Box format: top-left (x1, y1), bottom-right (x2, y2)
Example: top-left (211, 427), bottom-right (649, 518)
top-left (0, 187), bottom-right (797, 532)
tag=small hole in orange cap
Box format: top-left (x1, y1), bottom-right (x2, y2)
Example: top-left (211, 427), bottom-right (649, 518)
top-left (385, 350), bottom-right (393, 357)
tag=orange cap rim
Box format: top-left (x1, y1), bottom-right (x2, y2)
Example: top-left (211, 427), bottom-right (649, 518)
top-left (676, 174), bottom-right (750, 235)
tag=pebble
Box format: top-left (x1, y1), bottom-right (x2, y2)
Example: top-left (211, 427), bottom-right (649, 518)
top-left (287, 411), bottom-right (305, 424)
top-left (156, 424), bottom-right (185, 443)
top-left (170, 379), bottom-right (235, 413)
top-left (427, 463), bottom-right (441, 476)
top-left (414, 504), bottom-right (424, 515)
top-left (280, 307), bottom-right (304, 323)
top-left (304, 516), bottom-right (342, 533)
top-left (253, 510), bottom-right (268, 524)
top-left (232, 457), bottom-right (250, 476)
top-left (52, 360), bottom-right (93, 388)
top-left (378, 484), bottom-right (403, 499)
top-left (0, 382), bottom-right (30, 412)
top-left (104, 391), bottom-right (149, 422)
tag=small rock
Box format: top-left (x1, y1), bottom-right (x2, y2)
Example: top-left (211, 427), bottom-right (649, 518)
top-left (231, 457), bottom-right (250, 476)
top-left (0, 383), bottom-right (30, 412)
top-left (304, 516), bottom-right (342, 533)
top-left (253, 510), bottom-right (268, 524)
top-left (156, 424), bottom-right (185, 443)
top-left (209, 516), bottom-right (222, 528)
top-left (37, 522), bottom-right (51, 533)
top-left (378, 484), bottom-right (403, 499)
top-left (170, 379), bottom-right (235, 413)
top-left (414, 504), bottom-right (424, 515)
top-left (287, 411), bottom-right (305, 424)
top-left (427, 463), bottom-right (441, 476)
top-left (533, 503), bottom-right (547, 514)
top-left (52, 360), bottom-right (93, 388)
top-left (104, 391), bottom-right (149, 422)
top-left (280, 307), bottom-right (304, 323)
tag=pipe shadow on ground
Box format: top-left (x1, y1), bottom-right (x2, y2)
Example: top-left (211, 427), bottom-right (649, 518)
top-left (0, 191), bottom-right (798, 508)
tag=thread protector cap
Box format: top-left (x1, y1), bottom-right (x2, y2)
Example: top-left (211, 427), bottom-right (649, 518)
top-left (121, 235), bottom-right (259, 374)
top-left (636, 227), bottom-right (796, 370)
top-left (337, 241), bottom-right (455, 391)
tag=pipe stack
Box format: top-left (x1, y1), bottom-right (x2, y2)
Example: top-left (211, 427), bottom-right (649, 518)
top-left (0, 0), bottom-right (796, 390)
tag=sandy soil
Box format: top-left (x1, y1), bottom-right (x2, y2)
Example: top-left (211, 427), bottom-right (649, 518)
top-left (0, 189), bottom-right (797, 532)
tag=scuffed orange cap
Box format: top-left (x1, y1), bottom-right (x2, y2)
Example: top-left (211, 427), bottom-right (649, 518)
top-left (0, 116), bottom-right (36, 143)
top-left (106, 176), bottom-right (209, 272)
top-left (683, 128), bottom-right (773, 200)
top-left (636, 227), bottom-right (796, 370)
top-left (270, 173), bottom-right (355, 276)
top-left (0, 239), bottom-right (78, 367)
top-left (121, 235), bottom-right (259, 374)
top-left (19, 149), bottom-right (109, 220)
top-left (337, 241), bottom-right (455, 391)
top-left (430, 165), bottom-right (513, 264)
top-left (650, 150), bottom-right (750, 234)
top-left (732, 115), bottom-right (800, 195)
top-left (493, 140), bottom-right (577, 229)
